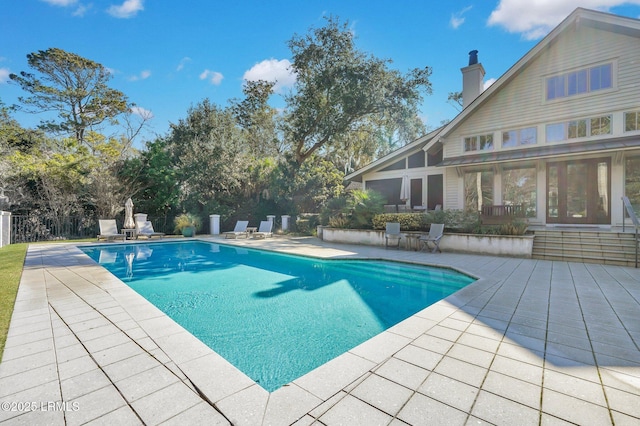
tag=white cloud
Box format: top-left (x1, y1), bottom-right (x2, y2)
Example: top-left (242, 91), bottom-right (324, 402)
top-left (450, 6), bottom-right (473, 29)
top-left (484, 78), bottom-right (497, 90)
top-left (488, 0), bottom-right (640, 40)
top-left (199, 69), bottom-right (224, 85)
top-left (242, 59), bottom-right (296, 93)
top-left (128, 70), bottom-right (151, 81)
top-left (130, 105), bottom-right (153, 119)
top-left (0, 68), bottom-right (10, 84)
top-left (107, 0), bottom-right (144, 18)
top-left (72, 3), bottom-right (89, 16)
top-left (40, 0), bottom-right (77, 6)
top-left (176, 57), bottom-right (191, 71)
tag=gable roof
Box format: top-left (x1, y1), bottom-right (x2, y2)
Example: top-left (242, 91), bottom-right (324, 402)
top-left (422, 7), bottom-right (640, 153)
top-left (344, 127), bottom-right (441, 182)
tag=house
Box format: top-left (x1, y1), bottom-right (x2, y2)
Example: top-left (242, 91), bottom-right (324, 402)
top-left (345, 8), bottom-right (640, 228)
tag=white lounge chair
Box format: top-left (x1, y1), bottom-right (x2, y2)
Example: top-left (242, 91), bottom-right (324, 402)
top-left (384, 222), bottom-right (403, 249)
top-left (420, 223), bottom-right (444, 253)
top-left (97, 219), bottom-right (125, 242)
top-left (136, 220), bottom-right (164, 239)
top-left (253, 220), bottom-right (273, 239)
top-left (223, 220), bottom-right (249, 239)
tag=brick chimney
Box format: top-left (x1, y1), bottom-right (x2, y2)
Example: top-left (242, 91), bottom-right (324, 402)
top-left (461, 50), bottom-right (485, 108)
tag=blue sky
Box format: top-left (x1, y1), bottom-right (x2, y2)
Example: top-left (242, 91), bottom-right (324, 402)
top-left (2, 0), bottom-right (640, 145)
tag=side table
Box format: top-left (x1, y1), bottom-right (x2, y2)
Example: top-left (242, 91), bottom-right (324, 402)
top-left (122, 228), bottom-right (136, 240)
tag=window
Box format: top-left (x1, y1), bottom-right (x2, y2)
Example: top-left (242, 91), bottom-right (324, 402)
top-left (464, 134), bottom-right (493, 152)
top-left (407, 151), bottom-right (425, 168)
top-left (546, 63), bottom-right (613, 100)
top-left (591, 116), bottom-right (611, 135)
top-left (380, 159), bottom-right (405, 172)
top-left (502, 167), bottom-right (537, 217)
top-left (624, 111), bottom-right (640, 132)
top-left (502, 127), bottom-right (537, 148)
top-left (546, 115), bottom-right (612, 142)
top-left (464, 170), bottom-right (493, 212)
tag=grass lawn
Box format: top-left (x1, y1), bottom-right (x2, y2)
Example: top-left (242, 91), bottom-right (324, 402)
top-left (0, 243), bottom-right (27, 360)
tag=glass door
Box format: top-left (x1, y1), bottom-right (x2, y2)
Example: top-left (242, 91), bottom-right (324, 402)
top-left (547, 158), bottom-right (610, 224)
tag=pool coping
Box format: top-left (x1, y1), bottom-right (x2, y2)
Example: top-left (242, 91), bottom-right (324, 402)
top-left (1, 235), bottom-right (639, 424)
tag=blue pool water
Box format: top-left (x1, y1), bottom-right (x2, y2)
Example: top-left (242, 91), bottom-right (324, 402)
top-left (81, 241), bottom-right (474, 392)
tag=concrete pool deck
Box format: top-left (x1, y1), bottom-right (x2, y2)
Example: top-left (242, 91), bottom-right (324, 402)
top-left (0, 236), bottom-right (639, 425)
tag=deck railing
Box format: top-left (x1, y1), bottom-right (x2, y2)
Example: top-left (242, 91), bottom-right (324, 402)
top-left (621, 196), bottom-right (639, 268)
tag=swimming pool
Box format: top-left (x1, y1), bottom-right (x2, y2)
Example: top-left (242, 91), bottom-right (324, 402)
top-left (81, 241), bottom-right (475, 392)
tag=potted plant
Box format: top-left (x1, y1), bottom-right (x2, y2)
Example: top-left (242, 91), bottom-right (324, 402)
top-left (174, 213), bottom-right (201, 237)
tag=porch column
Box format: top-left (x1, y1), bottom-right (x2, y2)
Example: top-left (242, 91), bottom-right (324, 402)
top-left (210, 214), bottom-right (220, 235)
top-left (0, 211), bottom-right (10, 248)
top-left (281, 215), bottom-right (290, 231)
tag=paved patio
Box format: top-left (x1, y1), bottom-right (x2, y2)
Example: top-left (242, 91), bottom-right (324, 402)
top-left (0, 236), bottom-right (639, 425)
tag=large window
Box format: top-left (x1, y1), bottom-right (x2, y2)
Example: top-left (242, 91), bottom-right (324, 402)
top-left (502, 167), bottom-right (537, 217)
top-left (546, 115), bottom-right (611, 142)
top-left (502, 127), bottom-right (537, 148)
top-left (464, 134), bottom-right (493, 152)
top-left (546, 63), bottom-right (612, 100)
top-left (464, 170), bottom-right (493, 212)
top-left (624, 111), bottom-right (640, 132)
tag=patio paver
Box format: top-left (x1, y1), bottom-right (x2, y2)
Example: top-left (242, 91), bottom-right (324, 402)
top-left (0, 236), bottom-right (638, 425)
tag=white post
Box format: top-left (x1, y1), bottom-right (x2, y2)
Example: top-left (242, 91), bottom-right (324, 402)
top-left (267, 215), bottom-right (276, 223)
top-left (281, 215), bottom-right (290, 231)
top-left (134, 213), bottom-right (147, 225)
top-left (0, 211), bottom-right (10, 248)
top-left (210, 214), bottom-right (220, 235)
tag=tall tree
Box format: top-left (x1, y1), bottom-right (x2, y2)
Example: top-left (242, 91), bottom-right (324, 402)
top-left (9, 48), bottom-right (129, 146)
top-left (284, 16), bottom-right (432, 166)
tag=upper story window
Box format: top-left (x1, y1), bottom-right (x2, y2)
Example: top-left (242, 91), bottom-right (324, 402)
top-left (624, 111), bottom-right (640, 132)
top-left (546, 115), bottom-right (611, 142)
top-left (502, 127), bottom-right (537, 148)
top-left (407, 151), bottom-right (425, 168)
top-left (464, 134), bottom-right (493, 152)
top-left (546, 63), bottom-right (612, 100)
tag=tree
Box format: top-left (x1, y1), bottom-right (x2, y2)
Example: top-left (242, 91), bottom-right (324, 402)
top-left (447, 91), bottom-right (463, 111)
top-left (284, 16), bottom-right (432, 166)
top-left (9, 48), bottom-right (129, 146)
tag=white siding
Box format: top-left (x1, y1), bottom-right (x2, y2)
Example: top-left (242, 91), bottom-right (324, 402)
top-left (443, 26), bottom-right (640, 159)
top-left (445, 168), bottom-right (460, 209)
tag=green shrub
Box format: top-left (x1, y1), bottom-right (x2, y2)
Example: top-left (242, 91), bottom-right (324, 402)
top-left (296, 215), bottom-right (320, 235)
top-left (372, 213), bottom-right (428, 230)
top-left (328, 215), bottom-right (350, 228)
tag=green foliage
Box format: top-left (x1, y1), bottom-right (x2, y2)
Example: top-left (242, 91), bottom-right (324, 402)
top-left (320, 189), bottom-right (385, 229)
top-left (372, 213), bottom-right (429, 231)
top-left (10, 48), bottom-right (128, 145)
top-left (0, 243), bottom-right (27, 360)
top-left (328, 215), bottom-right (350, 228)
top-left (295, 214), bottom-right (320, 235)
top-left (173, 213), bottom-right (202, 234)
top-left (284, 16), bottom-right (432, 165)
top-left (347, 189), bottom-right (385, 228)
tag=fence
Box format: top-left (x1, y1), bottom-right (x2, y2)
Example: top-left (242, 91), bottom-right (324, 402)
top-left (10, 215), bottom-right (98, 244)
top-left (6, 214), bottom-right (209, 244)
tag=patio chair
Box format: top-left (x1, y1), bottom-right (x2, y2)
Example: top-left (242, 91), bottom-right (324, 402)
top-left (253, 220), bottom-right (273, 239)
top-left (136, 220), bottom-right (164, 239)
top-left (384, 204), bottom-right (397, 213)
top-left (97, 219), bottom-right (125, 242)
top-left (223, 220), bottom-right (250, 239)
top-left (397, 204), bottom-right (409, 213)
top-left (384, 222), bottom-right (403, 249)
top-left (420, 223), bottom-right (444, 253)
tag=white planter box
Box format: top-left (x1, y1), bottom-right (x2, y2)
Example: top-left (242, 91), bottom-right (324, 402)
top-left (320, 227), bottom-right (534, 258)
